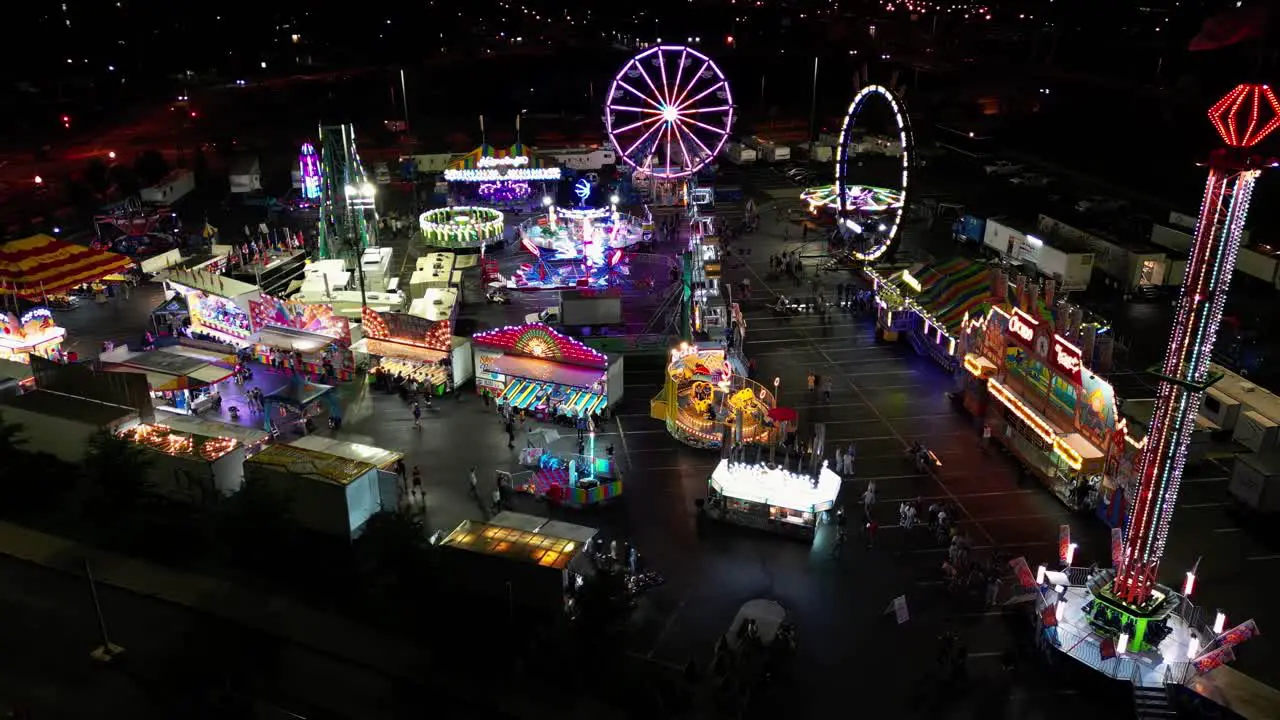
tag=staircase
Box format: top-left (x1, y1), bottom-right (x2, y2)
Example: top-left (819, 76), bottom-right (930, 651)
top-left (1132, 685), bottom-right (1176, 719)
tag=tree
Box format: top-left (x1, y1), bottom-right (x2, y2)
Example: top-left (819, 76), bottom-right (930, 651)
top-left (216, 474), bottom-right (294, 572)
top-left (81, 428), bottom-right (154, 514)
top-left (107, 163), bottom-right (139, 197)
top-left (134, 149), bottom-right (170, 185)
top-left (354, 509), bottom-right (436, 619)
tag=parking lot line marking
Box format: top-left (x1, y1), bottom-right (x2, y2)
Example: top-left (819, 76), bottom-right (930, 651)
top-left (614, 417), bottom-right (633, 467)
top-left (1246, 555), bottom-right (1280, 562)
top-left (1212, 527), bottom-right (1242, 533)
top-left (1178, 502), bottom-right (1227, 509)
top-left (1183, 476), bottom-right (1228, 484)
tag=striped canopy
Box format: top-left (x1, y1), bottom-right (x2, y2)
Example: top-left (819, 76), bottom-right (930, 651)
top-left (449, 143), bottom-right (550, 170)
top-left (0, 234), bottom-right (134, 298)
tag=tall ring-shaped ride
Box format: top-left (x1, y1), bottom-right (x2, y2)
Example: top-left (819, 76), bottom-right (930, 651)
top-left (606, 45), bottom-right (734, 179)
top-left (835, 84), bottom-right (914, 262)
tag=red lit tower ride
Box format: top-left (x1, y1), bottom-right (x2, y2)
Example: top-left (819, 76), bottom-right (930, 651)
top-left (1110, 85), bottom-right (1279, 615)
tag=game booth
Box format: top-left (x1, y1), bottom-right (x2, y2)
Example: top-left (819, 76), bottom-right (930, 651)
top-left (0, 308), bottom-right (67, 364)
top-left (705, 459), bottom-right (841, 540)
top-left (514, 427), bottom-right (621, 509)
top-left (867, 258), bottom-right (1002, 373)
top-left (652, 342), bottom-right (777, 450)
top-left (441, 143), bottom-right (562, 208)
top-left (163, 268), bottom-right (260, 347)
top-left (248, 296), bottom-right (355, 381)
top-left (958, 297), bottom-right (1126, 519)
top-left (472, 323), bottom-right (623, 424)
top-left (353, 306), bottom-right (472, 395)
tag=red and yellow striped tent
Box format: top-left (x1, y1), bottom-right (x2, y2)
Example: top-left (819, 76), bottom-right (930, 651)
top-left (0, 234), bottom-right (134, 298)
top-left (448, 143), bottom-right (551, 170)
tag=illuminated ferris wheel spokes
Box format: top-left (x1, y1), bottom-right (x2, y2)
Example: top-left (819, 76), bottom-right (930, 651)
top-left (834, 83), bottom-right (915, 262)
top-left (607, 45), bottom-right (734, 179)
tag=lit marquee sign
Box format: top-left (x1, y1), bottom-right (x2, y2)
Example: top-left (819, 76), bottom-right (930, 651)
top-left (19, 307), bottom-right (53, 325)
top-left (1050, 334), bottom-right (1083, 385)
top-left (446, 155), bottom-right (561, 183)
top-left (1007, 308), bottom-right (1038, 347)
top-left (670, 342), bottom-right (700, 364)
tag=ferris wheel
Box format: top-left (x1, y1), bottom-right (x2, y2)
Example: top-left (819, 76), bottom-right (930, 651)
top-left (834, 83), bottom-right (915, 262)
top-left (606, 45), bottom-right (734, 179)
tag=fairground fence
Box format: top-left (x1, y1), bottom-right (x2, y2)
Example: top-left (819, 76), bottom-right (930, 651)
top-left (1034, 566), bottom-right (1207, 688)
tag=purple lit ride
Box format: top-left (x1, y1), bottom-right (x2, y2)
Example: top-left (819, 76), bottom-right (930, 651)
top-left (479, 181), bottom-right (532, 203)
top-left (605, 45), bottom-right (734, 179)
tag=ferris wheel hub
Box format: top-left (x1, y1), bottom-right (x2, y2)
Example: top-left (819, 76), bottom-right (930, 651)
top-left (662, 106), bottom-right (679, 123)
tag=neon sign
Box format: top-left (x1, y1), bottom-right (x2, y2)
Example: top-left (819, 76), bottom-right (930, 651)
top-left (1051, 334), bottom-right (1083, 384)
top-left (444, 167), bottom-right (562, 182)
top-left (19, 307), bottom-right (53, 325)
top-left (1007, 308), bottom-right (1037, 346)
top-left (670, 343), bottom-right (700, 364)
top-left (574, 178), bottom-right (592, 204)
top-left (478, 155), bottom-right (530, 168)
top-left (299, 143), bottom-right (322, 200)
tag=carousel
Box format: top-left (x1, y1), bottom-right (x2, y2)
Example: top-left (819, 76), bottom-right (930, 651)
top-left (653, 342), bottom-right (777, 450)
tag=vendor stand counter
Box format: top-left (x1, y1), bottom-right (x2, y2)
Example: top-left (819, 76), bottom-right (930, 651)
top-left (252, 326), bottom-right (354, 381)
top-left (707, 459), bottom-right (840, 539)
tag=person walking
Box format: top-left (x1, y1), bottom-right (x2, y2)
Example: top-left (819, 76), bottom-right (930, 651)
top-left (865, 518), bottom-right (879, 548)
top-left (821, 375), bottom-right (833, 403)
top-left (807, 371), bottom-right (816, 393)
top-left (411, 466), bottom-right (422, 500)
top-left (505, 418), bottom-right (516, 449)
top-left (862, 484), bottom-right (876, 516)
top-left (469, 466), bottom-right (479, 498)
top-left (412, 401), bottom-right (422, 429)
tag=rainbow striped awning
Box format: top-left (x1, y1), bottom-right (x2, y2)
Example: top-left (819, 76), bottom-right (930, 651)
top-left (449, 143), bottom-right (550, 170)
top-left (0, 234), bottom-right (134, 298)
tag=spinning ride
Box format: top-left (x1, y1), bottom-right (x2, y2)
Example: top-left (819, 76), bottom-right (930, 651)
top-left (800, 184), bottom-right (904, 219)
top-left (606, 45), bottom-right (734, 205)
top-left (833, 84), bottom-right (914, 262)
top-left (419, 206), bottom-right (506, 249)
top-left (519, 192), bottom-right (645, 261)
top-left (655, 342), bottom-right (777, 449)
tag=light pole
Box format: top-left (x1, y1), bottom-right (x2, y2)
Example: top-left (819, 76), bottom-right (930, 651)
top-left (770, 377), bottom-right (781, 464)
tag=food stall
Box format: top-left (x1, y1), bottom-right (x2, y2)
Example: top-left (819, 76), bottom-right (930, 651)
top-left (163, 268), bottom-right (260, 346)
top-left (0, 307), bottom-right (66, 364)
top-left (959, 299), bottom-right (1123, 514)
top-left (116, 423), bottom-right (245, 502)
top-left (439, 510), bottom-right (595, 617)
top-left (248, 296), bottom-right (354, 381)
top-left (353, 305), bottom-right (469, 393)
top-left (652, 342), bottom-right (776, 450)
top-left (472, 323), bottom-right (623, 422)
top-left (100, 345), bottom-right (237, 414)
top-left (705, 459), bottom-right (841, 540)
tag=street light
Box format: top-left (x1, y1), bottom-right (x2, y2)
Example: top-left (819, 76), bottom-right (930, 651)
top-left (107, 151), bottom-right (116, 160)
top-left (33, 175), bottom-right (42, 185)
top-left (609, 194), bottom-right (620, 205)
top-left (542, 195), bottom-right (553, 207)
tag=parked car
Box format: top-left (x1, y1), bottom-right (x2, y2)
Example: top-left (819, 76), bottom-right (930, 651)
top-left (983, 160), bottom-right (1025, 176)
top-left (1075, 196), bottom-right (1127, 214)
top-left (524, 307), bottom-right (559, 325)
top-left (1009, 173), bottom-right (1052, 188)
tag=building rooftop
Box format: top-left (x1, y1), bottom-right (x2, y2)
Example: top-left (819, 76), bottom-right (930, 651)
top-left (118, 423), bottom-right (240, 462)
top-left (1211, 364), bottom-right (1280, 422)
top-left (0, 389), bottom-right (136, 427)
top-left (441, 518), bottom-right (589, 570)
top-left (245, 443), bottom-right (376, 486)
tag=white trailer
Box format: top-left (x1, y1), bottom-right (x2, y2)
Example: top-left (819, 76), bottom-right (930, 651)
top-left (762, 144), bottom-right (791, 163)
top-left (544, 147), bottom-right (616, 170)
top-left (720, 142), bottom-right (757, 165)
top-left (140, 170), bottom-right (196, 205)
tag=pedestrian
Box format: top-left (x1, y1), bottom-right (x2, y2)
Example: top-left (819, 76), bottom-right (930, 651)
top-left (491, 486), bottom-right (503, 513)
top-left (844, 443), bottom-right (856, 475)
top-left (412, 401), bottom-right (422, 428)
top-left (862, 484), bottom-right (876, 515)
top-left (807, 371), bottom-right (816, 393)
top-left (981, 423), bottom-right (992, 451)
top-left (865, 518), bottom-right (879, 548)
top-left (629, 546), bottom-right (638, 576)
top-left (821, 376), bottom-right (832, 403)
top-left (483, 389), bottom-right (491, 407)
top-left (469, 466), bottom-right (479, 497)
top-left (986, 576), bottom-right (1002, 607)
top-left (411, 466), bottom-right (422, 499)
top-left (836, 282), bottom-right (845, 306)
top-left (505, 418), bottom-right (516, 448)
top-left (835, 446), bottom-right (844, 474)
